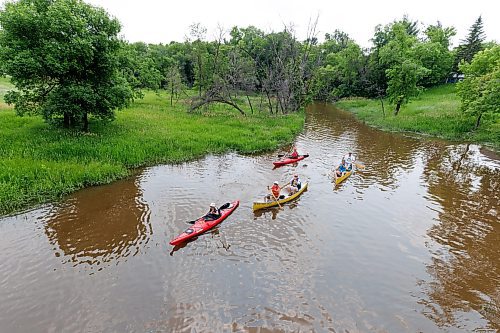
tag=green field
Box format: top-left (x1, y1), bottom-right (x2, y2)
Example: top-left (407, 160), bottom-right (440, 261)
top-left (0, 78), bottom-right (304, 215)
top-left (336, 84), bottom-right (499, 149)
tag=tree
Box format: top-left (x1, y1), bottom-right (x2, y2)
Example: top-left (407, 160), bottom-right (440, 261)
top-left (457, 45), bottom-right (499, 129)
top-left (454, 16), bottom-right (486, 72)
top-left (188, 22), bottom-right (208, 96)
top-left (386, 59), bottom-right (428, 115)
top-left (0, 0), bottom-right (133, 131)
top-left (379, 22), bottom-right (428, 115)
top-left (165, 66), bottom-right (185, 106)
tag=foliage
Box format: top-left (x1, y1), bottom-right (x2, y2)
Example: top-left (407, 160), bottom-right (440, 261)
top-left (457, 45), bottom-right (500, 129)
top-left (312, 39), bottom-right (365, 101)
top-left (0, 0), bottom-right (133, 131)
top-left (416, 23), bottom-right (456, 86)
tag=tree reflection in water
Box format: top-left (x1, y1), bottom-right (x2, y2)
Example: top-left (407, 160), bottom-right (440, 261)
top-left (420, 144), bottom-right (500, 330)
top-left (44, 175), bottom-right (152, 269)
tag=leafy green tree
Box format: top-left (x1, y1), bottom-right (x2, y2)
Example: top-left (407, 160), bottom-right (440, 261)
top-left (386, 59), bottom-right (428, 115)
top-left (454, 16), bottom-right (486, 72)
top-left (0, 0), bottom-right (133, 131)
top-left (379, 22), bottom-right (428, 115)
top-left (457, 45), bottom-right (499, 129)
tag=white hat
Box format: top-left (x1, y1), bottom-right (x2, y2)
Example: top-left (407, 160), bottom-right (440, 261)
top-left (210, 202), bottom-right (216, 207)
top-left (273, 181), bottom-right (279, 185)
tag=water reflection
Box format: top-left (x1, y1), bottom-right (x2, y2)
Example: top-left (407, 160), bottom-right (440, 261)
top-left (421, 144), bottom-right (500, 330)
top-left (44, 174), bottom-right (152, 268)
top-left (304, 103), bottom-right (422, 191)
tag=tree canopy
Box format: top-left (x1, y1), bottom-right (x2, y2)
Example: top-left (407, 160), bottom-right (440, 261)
top-left (0, 0), bottom-right (133, 131)
top-left (457, 45), bottom-right (500, 129)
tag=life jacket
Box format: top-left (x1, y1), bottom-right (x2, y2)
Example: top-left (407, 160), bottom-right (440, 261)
top-left (271, 184), bottom-right (280, 197)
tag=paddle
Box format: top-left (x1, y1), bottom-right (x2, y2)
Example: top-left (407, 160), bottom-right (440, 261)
top-left (271, 191), bottom-right (283, 209)
top-left (354, 162), bottom-right (365, 169)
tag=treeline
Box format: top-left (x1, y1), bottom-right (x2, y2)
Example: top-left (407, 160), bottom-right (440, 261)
top-left (0, 0), bottom-right (498, 131)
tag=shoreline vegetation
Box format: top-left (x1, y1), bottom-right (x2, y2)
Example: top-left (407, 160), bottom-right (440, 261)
top-left (336, 84), bottom-right (499, 150)
top-left (0, 78), bottom-right (305, 216)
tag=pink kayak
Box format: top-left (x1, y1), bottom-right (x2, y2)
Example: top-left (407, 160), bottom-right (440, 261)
top-left (169, 200), bottom-right (239, 246)
top-left (273, 154), bottom-right (309, 167)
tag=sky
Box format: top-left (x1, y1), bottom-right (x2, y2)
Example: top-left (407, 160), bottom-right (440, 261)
top-left (72, 0), bottom-right (500, 48)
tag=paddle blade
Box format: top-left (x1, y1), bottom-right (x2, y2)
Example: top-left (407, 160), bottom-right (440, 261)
top-left (355, 162), bottom-right (365, 169)
top-left (277, 154), bottom-right (285, 157)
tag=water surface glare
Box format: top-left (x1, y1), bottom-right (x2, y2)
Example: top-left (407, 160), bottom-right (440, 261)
top-left (1, 104), bottom-right (499, 332)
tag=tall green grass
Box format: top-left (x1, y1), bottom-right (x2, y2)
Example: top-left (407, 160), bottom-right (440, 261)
top-left (336, 84), bottom-right (499, 149)
top-left (0, 85), bottom-right (304, 216)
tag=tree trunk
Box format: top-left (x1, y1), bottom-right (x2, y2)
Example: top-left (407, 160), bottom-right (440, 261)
top-left (63, 112), bottom-right (71, 128)
top-left (246, 94), bottom-right (254, 114)
top-left (379, 97), bottom-right (385, 118)
top-left (265, 91), bottom-right (273, 114)
top-left (190, 97), bottom-right (246, 115)
top-left (197, 54), bottom-right (202, 97)
top-left (170, 84), bottom-right (174, 106)
top-left (82, 112), bottom-right (89, 132)
top-left (394, 102), bottom-right (401, 116)
top-left (474, 113), bottom-right (482, 129)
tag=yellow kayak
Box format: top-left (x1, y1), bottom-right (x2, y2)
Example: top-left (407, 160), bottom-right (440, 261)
top-left (252, 182), bottom-right (308, 211)
top-left (334, 169), bottom-right (352, 185)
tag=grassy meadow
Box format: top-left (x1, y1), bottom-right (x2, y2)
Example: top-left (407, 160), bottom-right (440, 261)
top-left (336, 84), bottom-right (499, 149)
top-left (0, 78), bottom-right (304, 215)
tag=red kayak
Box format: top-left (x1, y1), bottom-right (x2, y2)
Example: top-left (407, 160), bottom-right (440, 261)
top-left (169, 200), bottom-right (239, 246)
top-left (273, 154), bottom-right (309, 167)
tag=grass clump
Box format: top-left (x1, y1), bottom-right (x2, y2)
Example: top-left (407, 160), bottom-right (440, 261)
top-left (0, 83), bottom-right (304, 216)
top-left (336, 84), bottom-right (499, 149)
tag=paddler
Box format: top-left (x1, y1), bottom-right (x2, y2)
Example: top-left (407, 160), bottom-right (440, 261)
top-left (204, 202), bottom-right (221, 221)
top-left (265, 181), bottom-right (282, 202)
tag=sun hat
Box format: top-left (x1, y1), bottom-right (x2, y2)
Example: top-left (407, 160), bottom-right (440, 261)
top-left (210, 202), bottom-right (216, 207)
top-left (273, 181), bottom-right (279, 185)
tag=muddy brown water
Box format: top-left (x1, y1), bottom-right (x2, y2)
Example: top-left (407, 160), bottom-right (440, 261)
top-left (1, 104), bottom-right (499, 332)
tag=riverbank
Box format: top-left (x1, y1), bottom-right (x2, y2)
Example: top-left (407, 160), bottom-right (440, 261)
top-left (0, 80), bottom-right (304, 215)
top-left (336, 84), bottom-right (499, 150)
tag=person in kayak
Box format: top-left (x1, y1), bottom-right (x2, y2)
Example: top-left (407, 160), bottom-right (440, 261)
top-left (288, 173), bottom-right (302, 195)
top-left (289, 146), bottom-right (299, 159)
top-left (265, 181), bottom-right (284, 202)
top-left (204, 202), bottom-right (221, 221)
top-left (334, 160), bottom-right (347, 179)
top-left (343, 152), bottom-right (356, 170)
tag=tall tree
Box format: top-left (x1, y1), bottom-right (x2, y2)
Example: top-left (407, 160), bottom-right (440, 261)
top-left (379, 22), bottom-right (428, 115)
top-left (188, 22), bottom-right (208, 96)
top-left (0, 0), bottom-right (133, 131)
top-left (454, 16), bottom-right (486, 72)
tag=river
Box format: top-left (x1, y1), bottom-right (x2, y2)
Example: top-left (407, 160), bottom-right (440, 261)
top-left (1, 104), bottom-right (499, 332)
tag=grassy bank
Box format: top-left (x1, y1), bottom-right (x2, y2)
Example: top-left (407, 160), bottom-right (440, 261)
top-left (336, 84), bottom-right (499, 149)
top-left (0, 80), bottom-right (304, 215)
